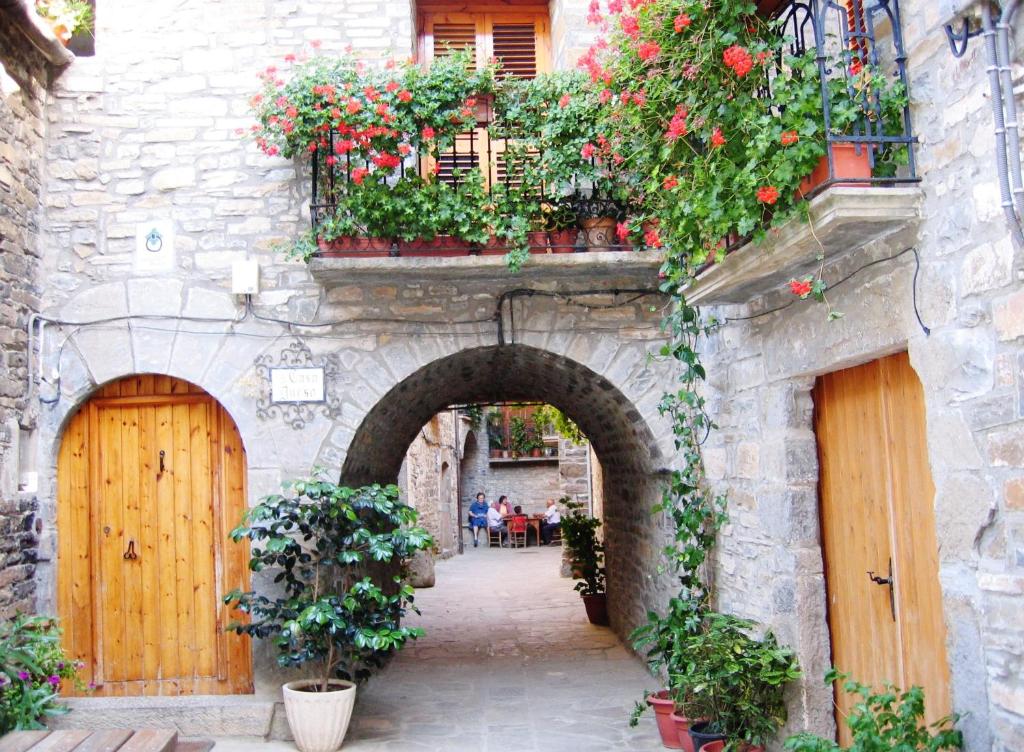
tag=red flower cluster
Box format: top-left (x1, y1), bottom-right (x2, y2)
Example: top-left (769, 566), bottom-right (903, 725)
top-left (421, 125), bottom-right (435, 140)
top-left (662, 175), bottom-right (678, 190)
top-left (673, 13), bottom-right (691, 32)
top-left (608, 0), bottom-right (623, 12)
top-left (723, 45), bottom-right (754, 77)
top-left (351, 167), bottom-right (369, 185)
top-left (638, 41), bottom-right (661, 61)
top-left (372, 153), bottom-right (401, 169)
top-left (620, 15), bottom-right (640, 40)
top-left (781, 130), bottom-right (799, 145)
top-left (587, 0), bottom-right (603, 25)
top-left (789, 278), bottom-right (813, 296)
top-left (664, 105), bottom-right (688, 142)
top-left (756, 185), bottom-right (779, 204)
top-left (710, 127), bottom-right (725, 147)
top-left (559, 93), bottom-right (571, 108)
top-left (581, 143), bottom-right (597, 159)
top-left (643, 227), bottom-right (662, 248)
top-left (616, 222), bottom-right (630, 241)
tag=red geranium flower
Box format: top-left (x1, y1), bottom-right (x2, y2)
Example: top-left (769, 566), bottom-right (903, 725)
top-left (581, 143), bottom-right (596, 159)
top-left (644, 228), bottom-right (662, 248)
top-left (386, 81), bottom-right (399, 92)
top-left (398, 90), bottom-right (413, 103)
top-left (711, 127), bottom-right (725, 147)
top-left (723, 45), bottom-right (754, 77)
top-left (673, 13), bottom-right (691, 31)
top-left (616, 222), bottom-right (630, 241)
top-left (421, 125), bottom-right (435, 140)
top-left (638, 41), bottom-right (661, 61)
top-left (346, 98), bottom-right (362, 114)
top-left (608, 0), bottom-right (623, 13)
top-left (559, 93), bottom-right (571, 108)
top-left (620, 15), bottom-right (640, 39)
top-left (662, 175), bottom-right (678, 190)
top-left (351, 167), bottom-right (369, 184)
top-left (756, 185), bottom-right (780, 204)
top-left (789, 278), bottom-right (813, 297)
top-left (781, 130), bottom-right (799, 146)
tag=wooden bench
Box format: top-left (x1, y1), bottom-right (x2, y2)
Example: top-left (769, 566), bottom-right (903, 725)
top-left (0, 729), bottom-right (200, 752)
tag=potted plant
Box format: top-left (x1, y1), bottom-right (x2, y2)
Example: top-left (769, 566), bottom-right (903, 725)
top-left (0, 615), bottom-right (86, 733)
top-left (508, 416), bottom-right (530, 459)
top-left (34, 0), bottom-right (93, 45)
top-left (668, 612), bottom-right (800, 752)
top-left (784, 670), bottom-right (962, 752)
top-left (225, 478), bottom-right (432, 752)
top-left (544, 200), bottom-right (580, 253)
top-left (559, 500), bottom-right (608, 625)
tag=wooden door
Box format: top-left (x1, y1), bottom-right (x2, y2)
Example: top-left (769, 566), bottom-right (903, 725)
top-left (814, 352), bottom-right (951, 743)
top-left (57, 375), bottom-right (252, 695)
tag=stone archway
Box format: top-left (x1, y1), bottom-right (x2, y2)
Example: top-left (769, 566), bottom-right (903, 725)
top-left (341, 344), bottom-right (668, 637)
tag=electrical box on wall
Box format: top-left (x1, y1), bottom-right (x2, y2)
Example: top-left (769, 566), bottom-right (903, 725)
top-left (134, 221), bottom-right (176, 273)
top-left (232, 259), bottom-right (260, 295)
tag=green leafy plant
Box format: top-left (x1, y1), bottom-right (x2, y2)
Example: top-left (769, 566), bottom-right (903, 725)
top-left (0, 615), bottom-right (86, 733)
top-left (225, 478), bottom-right (433, 690)
top-left (560, 499), bottom-right (606, 597)
top-left (533, 404), bottom-right (586, 445)
top-left (508, 416), bottom-right (531, 457)
top-left (667, 612), bottom-right (801, 749)
top-left (486, 408), bottom-right (506, 450)
top-left (784, 670), bottom-right (962, 752)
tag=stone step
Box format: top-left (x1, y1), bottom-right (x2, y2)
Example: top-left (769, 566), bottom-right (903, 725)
top-left (49, 696), bottom-right (277, 740)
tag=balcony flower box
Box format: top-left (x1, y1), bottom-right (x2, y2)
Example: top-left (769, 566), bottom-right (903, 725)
top-left (797, 143), bottom-right (873, 198)
top-left (317, 237), bottom-right (391, 258)
top-left (398, 236), bottom-right (472, 257)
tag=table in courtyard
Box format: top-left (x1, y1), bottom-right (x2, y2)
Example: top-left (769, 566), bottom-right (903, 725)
top-left (0, 728), bottom-right (205, 752)
top-left (504, 514), bottom-right (545, 546)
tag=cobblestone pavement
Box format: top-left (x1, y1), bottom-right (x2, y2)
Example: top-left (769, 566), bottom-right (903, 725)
top-left (212, 544), bottom-right (663, 751)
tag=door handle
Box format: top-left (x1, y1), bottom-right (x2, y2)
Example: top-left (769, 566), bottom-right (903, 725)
top-left (866, 558), bottom-right (895, 622)
top-left (123, 539), bottom-right (138, 560)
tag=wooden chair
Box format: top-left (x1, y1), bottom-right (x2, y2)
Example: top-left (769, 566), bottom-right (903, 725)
top-left (549, 525), bottom-right (563, 545)
top-left (487, 527), bottom-right (504, 547)
top-left (508, 515), bottom-right (528, 549)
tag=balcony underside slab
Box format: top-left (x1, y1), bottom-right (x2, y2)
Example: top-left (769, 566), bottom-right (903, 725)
top-left (683, 187), bottom-right (924, 306)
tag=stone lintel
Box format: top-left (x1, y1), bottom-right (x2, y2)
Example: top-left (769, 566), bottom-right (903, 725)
top-left (683, 186), bottom-right (924, 305)
top-left (309, 250), bottom-right (666, 294)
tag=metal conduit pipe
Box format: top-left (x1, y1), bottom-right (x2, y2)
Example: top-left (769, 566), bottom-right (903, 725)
top-left (997, 0), bottom-right (1024, 219)
top-left (982, 2), bottom-right (1024, 248)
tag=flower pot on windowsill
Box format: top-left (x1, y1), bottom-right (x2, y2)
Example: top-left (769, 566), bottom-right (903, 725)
top-left (489, 448), bottom-right (501, 458)
top-left (548, 229), bottom-right (579, 253)
top-left (283, 679), bottom-right (357, 752)
top-left (797, 142), bottom-right (872, 198)
top-left (399, 235), bottom-right (472, 257)
top-left (581, 217), bottom-right (618, 251)
top-left (646, 691), bottom-right (684, 749)
top-left (480, 235), bottom-right (507, 256)
top-left (318, 236), bottom-right (392, 257)
top-left (530, 447), bottom-right (543, 457)
top-left (528, 231), bottom-right (550, 254)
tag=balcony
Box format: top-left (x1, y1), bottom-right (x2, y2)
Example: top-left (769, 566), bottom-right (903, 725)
top-left (258, 0), bottom-right (917, 299)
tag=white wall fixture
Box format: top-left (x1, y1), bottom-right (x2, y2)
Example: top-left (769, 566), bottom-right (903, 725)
top-left (232, 258), bottom-right (260, 295)
top-left (134, 221), bottom-right (176, 273)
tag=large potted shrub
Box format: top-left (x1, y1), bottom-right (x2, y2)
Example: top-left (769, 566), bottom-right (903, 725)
top-left (670, 612), bottom-right (800, 752)
top-left (225, 478), bottom-right (432, 752)
top-left (560, 500), bottom-right (608, 625)
top-left (0, 615), bottom-right (86, 732)
top-left (784, 670), bottom-right (962, 752)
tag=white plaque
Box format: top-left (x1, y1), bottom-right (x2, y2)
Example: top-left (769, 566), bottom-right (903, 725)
top-left (270, 367), bottom-right (325, 403)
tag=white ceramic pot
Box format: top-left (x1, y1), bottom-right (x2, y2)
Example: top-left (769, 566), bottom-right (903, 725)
top-left (283, 679), bottom-right (357, 752)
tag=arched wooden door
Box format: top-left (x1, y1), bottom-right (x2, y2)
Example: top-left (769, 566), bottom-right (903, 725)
top-left (57, 375), bottom-right (252, 695)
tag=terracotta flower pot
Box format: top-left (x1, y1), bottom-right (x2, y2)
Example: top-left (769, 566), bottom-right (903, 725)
top-left (400, 235), bottom-right (471, 257)
top-left (697, 742), bottom-right (725, 752)
top-left (646, 691), bottom-right (683, 750)
top-left (317, 236), bottom-right (391, 257)
top-left (670, 712), bottom-right (697, 752)
top-left (581, 593), bottom-right (609, 626)
top-left (283, 679), bottom-right (356, 752)
top-left (489, 448), bottom-right (501, 458)
top-left (798, 142), bottom-right (872, 198)
top-left (530, 447), bottom-right (543, 457)
top-left (548, 229), bottom-right (579, 253)
top-left (581, 217), bottom-right (618, 251)
top-left (480, 234), bottom-right (507, 255)
top-left (528, 231), bottom-right (550, 254)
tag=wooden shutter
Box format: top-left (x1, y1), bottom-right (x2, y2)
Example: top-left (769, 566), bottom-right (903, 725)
top-left (492, 22), bottom-right (539, 78)
top-left (431, 20), bottom-right (478, 67)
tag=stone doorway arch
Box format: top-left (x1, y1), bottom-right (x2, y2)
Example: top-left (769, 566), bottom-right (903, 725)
top-left (341, 344), bottom-right (669, 636)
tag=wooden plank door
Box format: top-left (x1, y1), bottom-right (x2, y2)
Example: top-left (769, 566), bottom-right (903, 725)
top-left (814, 352), bottom-right (951, 743)
top-left (57, 375), bottom-right (252, 696)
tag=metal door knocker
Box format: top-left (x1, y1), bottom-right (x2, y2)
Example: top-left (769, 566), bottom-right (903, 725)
top-left (123, 539), bottom-right (138, 560)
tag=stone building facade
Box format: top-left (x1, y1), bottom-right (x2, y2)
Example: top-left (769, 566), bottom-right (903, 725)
top-left (0, 10), bottom-right (70, 618)
top-left (0, 0), bottom-right (1021, 749)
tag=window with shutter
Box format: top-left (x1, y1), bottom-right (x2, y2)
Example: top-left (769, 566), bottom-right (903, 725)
top-left (419, 6), bottom-right (550, 189)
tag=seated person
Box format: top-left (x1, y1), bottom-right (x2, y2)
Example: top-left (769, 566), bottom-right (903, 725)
top-left (512, 505), bottom-right (523, 514)
top-left (497, 495), bottom-right (511, 516)
top-left (486, 501), bottom-right (509, 546)
top-left (467, 492), bottom-right (489, 548)
top-left (541, 498), bottom-right (561, 545)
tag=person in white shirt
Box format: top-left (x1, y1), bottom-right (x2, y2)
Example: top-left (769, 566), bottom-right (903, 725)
top-left (486, 502), bottom-right (508, 546)
top-left (541, 499), bottom-right (561, 545)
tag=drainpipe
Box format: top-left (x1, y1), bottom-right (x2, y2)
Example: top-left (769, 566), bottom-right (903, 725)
top-left (452, 407), bottom-right (464, 555)
top-left (997, 0), bottom-right (1024, 218)
top-left (982, 1), bottom-right (1024, 248)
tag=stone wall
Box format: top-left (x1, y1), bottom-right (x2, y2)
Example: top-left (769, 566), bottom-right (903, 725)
top-left (699, 1), bottom-right (1024, 748)
top-left (0, 10), bottom-right (62, 618)
top-left (399, 411), bottom-right (462, 558)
